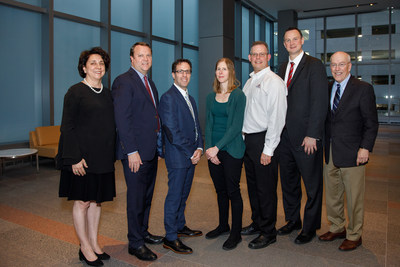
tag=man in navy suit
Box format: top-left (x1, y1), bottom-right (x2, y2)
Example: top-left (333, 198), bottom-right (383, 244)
top-left (159, 59), bottom-right (203, 254)
top-left (319, 51), bottom-right (378, 251)
top-left (112, 42), bottom-right (163, 261)
top-left (277, 27), bottom-right (329, 244)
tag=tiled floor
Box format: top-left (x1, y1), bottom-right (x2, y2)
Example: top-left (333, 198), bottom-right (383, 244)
top-left (1, 125), bottom-right (399, 267)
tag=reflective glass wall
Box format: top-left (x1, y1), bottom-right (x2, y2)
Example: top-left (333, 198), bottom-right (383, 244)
top-left (0, 0), bottom-right (199, 144)
top-left (298, 8), bottom-right (400, 123)
top-left (235, 2), bottom-right (277, 86)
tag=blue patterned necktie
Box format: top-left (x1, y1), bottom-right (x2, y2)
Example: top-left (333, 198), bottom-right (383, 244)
top-left (332, 83), bottom-right (341, 114)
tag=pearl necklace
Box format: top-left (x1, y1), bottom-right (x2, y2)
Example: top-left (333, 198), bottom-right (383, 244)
top-left (84, 78), bottom-right (103, 94)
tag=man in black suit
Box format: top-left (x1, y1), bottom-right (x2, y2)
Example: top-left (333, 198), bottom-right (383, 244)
top-left (112, 42), bottom-right (163, 261)
top-left (277, 27), bottom-right (328, 244)
top-left (319, 51), bottom-right (378, 251)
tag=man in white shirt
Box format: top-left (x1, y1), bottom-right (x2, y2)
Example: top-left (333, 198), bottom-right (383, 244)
top-left (241, 41), bottom-right (287, 249)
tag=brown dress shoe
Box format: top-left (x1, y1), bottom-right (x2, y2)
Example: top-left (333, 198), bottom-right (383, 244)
top-left (319, 230), bottom-right (346, 241)
top-left (339, 237), bottom-right (362, 251)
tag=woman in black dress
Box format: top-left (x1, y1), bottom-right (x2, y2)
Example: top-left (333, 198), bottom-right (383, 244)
top-left (58, 47), bottom-right (115, 266)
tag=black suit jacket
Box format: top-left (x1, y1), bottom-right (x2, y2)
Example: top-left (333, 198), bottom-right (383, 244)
top-left (112, 68), bottom-right (160, 161)
top-left (325, 76), bottom-right (378, 167)
top-left (278, 54), bottom-right (329, 149)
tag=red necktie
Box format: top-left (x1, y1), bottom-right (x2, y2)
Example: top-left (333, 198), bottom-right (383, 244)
top-left (286, 62), bottom-right (295, 88)
top-left (144, 76), bottom-right (160, 131)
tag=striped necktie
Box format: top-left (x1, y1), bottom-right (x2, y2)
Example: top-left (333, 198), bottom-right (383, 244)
top-left (286, 62), bottom-right (295, 87)
top-left (332, 83), bottom-right (341, 114)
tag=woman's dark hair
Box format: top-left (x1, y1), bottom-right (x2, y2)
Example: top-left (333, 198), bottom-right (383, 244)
top-left (78, 47), bottom-right (110, 78)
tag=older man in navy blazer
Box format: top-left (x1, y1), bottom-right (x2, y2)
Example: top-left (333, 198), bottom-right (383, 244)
top-left (112, 42), bottom-right (163, 262)
top-left (319, 51), bottom-right (378, 251)
top-left (159, 59), bottom-right (203, 254)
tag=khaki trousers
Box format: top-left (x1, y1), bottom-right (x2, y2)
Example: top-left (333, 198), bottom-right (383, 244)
top-left (324, 145), bottom-right (365, 241)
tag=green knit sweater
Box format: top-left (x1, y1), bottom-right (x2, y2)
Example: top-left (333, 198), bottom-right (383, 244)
top-left (205, 88), bottom-right (246, 159)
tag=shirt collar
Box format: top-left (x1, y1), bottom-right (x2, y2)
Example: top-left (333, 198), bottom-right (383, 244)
top-left (174, 83), bottom-right (189, 97)
top-left (250, 66), bottom-right (271, 78)
top-left (289, 50), bottom-right (304, 65)
top-left (131, 66), bottom-right (147, 81)
top-left (334, 74), bottom-right (351, 90)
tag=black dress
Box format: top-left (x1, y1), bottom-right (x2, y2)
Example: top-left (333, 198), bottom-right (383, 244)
top-left (58, 82), bottom-right (116, 203)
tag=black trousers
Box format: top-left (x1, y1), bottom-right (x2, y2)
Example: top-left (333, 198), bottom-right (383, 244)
top-left (208, 150), bottom-right (243, 236)
top-left (243, 131), bottom-right (278, 237)
top-left (278, 129), bottom-right (323, 233)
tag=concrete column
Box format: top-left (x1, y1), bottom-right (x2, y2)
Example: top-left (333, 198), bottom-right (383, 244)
top-left (198, 0), bottom-right (235, 131)
top-left (278, 10), bottom-right (297, 66)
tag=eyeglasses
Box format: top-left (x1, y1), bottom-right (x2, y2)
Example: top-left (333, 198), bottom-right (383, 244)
top-left (174, 69), bottom-right (192, 74)
top-left (330, 63), bottom-right (348, 68)
top-left (250, 52), bottom-right (268, 58)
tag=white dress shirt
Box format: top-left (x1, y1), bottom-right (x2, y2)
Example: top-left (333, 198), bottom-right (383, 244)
top-left (284, 50), bottom-right (304, 84)
top-left (242, 66), bottom-right (288, 156)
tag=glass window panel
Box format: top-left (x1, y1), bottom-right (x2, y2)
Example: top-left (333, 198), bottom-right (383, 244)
top-left (242, 7), bottom-right (250, 58)
top-left (111, 0), bottom-right (143, 31)
top-left (358, 64), bottom-right (389, 122)
top-left (389, 9), bottom-right (400, 122)
top-left (111, 31), bottom-right (143, 83)
top-left (183, 0), bottom-right (199, 46)
top-left (0, 6), bottom-right (42, 143)
top-left (372, 25), bottom-right (396, 35)
top-left (152, 0), bottom-right (175, 40)
top-left (358, 11), bottom-right (390, 63)
top-left (241, 62), bottom-right (250, 86)
top-left (391, 9), bottom-right (400, 64)
top-left (151, 41), bottom-right (174, 97)
top-left (265, 21), bottom-right (271, 45)
top-left (255, 14), bottom-right (260, 41)
top-left (183, 48), bottom-right (199, 106)
top-left (326, 15), bottom-right (355, 58)
top-left (54, 0), bottom-right (100, 21)
top-left (54, 18), bottom-right (100, 125)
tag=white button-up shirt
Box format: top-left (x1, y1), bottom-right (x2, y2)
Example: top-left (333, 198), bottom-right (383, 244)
top-left (242, 66), bottom-right (287, 156)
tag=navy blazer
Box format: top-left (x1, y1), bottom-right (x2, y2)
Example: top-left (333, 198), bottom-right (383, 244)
top-left (112, 68), bottom-right (160, 161)
top-left (278, 54), bottom-right (329, 149)
top-left (325, 76), bottom-right (378, 167)
top-left (159, 85), bottom-right (204, 168)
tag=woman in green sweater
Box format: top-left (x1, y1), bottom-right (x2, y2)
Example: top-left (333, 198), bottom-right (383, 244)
top-left (205, 58), bottom-right (246, 250)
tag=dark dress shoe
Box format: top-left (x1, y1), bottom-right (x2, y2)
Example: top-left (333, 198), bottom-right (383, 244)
top-left (277, 221), bottom-right (302, 235)
top-left (95, 252), bottom-right (110, 260)
top-left (241, 224), bottom-right (261, 236)
top-left (128, 245), bottom-right (157, 261)
top-left (163, 238), bottom-right (193, 254)
top-left (205, 226), bottom-right (230, 239)
top-left (339, 237), bottom-right (362, 251)
top-left (319, 230), bottom-right (346, 241)
top-left (294, 231), bottom-right (316, 244)
top-left (144, 233), bottom-right (164, 244)
top-left (222, 235), bottom-right (242, 250)
top-left (79, 250), bottom-right (103, 266)
top-left (178, 226), bottom-right (203, 237)
top-left (248, 234), bottom-right (276, 249)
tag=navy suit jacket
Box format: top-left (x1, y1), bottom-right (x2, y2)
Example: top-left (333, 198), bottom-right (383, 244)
top-left (159, 85), bottom-right (203, 169)
top-left (278, 54), bottom-right (329, 149)
top-left (325, 76), bottom-right (378, 167)
top-left (112, 68), bottom-right (160, 161)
